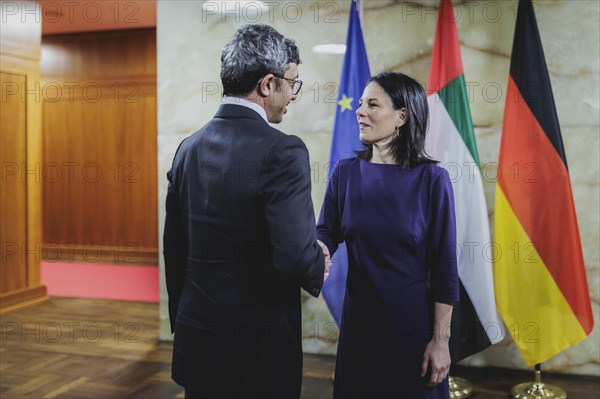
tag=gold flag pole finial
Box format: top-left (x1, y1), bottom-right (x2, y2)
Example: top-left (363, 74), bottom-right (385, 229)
top-left (511, 364), bottom-right (567, 399)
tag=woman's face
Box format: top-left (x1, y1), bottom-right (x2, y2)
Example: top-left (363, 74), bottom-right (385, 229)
top-left (356, 82), bottom-right (406, 146)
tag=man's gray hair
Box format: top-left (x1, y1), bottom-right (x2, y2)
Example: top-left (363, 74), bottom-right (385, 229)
top-left (221, 24), bottom-right (301, 96)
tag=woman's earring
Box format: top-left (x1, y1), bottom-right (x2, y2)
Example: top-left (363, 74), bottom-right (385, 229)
top-left (393, 126), bottom-right (400, 138)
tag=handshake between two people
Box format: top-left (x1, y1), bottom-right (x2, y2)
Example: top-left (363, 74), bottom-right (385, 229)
top-left (316, 240), bottom-right (332, 281)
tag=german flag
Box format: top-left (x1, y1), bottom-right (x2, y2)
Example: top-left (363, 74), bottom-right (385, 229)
top-left (494, 0), bottom-right (594, 366)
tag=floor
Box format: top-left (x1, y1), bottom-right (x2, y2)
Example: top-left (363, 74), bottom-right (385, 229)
top-left (1, 298), bottom-right (598, 398)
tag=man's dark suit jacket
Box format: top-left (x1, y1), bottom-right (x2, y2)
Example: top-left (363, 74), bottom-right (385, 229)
top-left (164, 104), bottom-right (325, 398)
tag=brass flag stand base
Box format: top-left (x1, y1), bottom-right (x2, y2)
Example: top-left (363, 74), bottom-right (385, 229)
top-left (449, 376), bottom-right (474, 399)
top-left (511, 364), bottom-right (567, 399)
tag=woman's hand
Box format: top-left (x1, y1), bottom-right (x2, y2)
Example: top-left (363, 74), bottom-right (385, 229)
top-left (421, 338), bottom-right (450, 389)
top-left (316, 239), bottom-right (331, 280)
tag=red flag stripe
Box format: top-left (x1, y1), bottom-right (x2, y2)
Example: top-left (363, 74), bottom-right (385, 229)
top-left (427, 0), bottom-right (463, 94)
top-left (498, 77), bottom-right (594, 332)
top-left (509, 0), bottom-right (568, 167)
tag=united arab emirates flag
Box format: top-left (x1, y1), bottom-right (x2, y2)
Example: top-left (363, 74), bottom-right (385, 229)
top-left (425, 0), bottom-right (504, 362)
top-left (494, 0), bottom-right (593, 366)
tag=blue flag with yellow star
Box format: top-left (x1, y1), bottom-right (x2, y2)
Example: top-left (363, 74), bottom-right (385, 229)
top-left (323, 0), bottom-right (371, 326)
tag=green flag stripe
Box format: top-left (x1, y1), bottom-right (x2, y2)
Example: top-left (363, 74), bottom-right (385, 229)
top-left (438, 74), bottom-right (480, 166)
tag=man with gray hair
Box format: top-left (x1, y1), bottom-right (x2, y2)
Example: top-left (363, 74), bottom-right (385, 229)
top-left (164, 24), bottom-right (330, 398)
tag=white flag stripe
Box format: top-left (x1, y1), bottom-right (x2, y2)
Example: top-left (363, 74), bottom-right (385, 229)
top-left (427, 93), bottom-right (504, 344)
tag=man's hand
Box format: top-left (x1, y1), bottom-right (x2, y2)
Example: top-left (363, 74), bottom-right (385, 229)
top-left (316, 239), bottom-right (331, 280)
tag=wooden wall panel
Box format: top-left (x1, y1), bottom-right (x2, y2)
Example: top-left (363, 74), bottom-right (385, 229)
top-left (0, 72), bottom-right (28, 293)
top-left (0, 0), bottom-right (48, 313)
top-left (41, 29), bottom-right (158, 264)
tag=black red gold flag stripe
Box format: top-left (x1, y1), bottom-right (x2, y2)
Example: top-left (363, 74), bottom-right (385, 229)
top-left (494, 0), bottom-right (593, 366)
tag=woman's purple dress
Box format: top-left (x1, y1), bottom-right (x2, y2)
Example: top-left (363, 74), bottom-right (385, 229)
top-left (316, 157), bottom-right (460, 399)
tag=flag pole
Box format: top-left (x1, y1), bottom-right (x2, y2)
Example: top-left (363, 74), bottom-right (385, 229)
top-left (510, 364), bottom-right (566, 399)
top-left (357, 0), bottom-right (363, 23)
top-left (449, 376), bottom-right (473, 398)
top-left (329, 0), bottom-right (371, 384)
top-left (426, 0), bottom-right (491, 397)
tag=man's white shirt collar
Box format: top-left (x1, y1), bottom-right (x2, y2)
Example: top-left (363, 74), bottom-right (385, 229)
top-left (223, 96), bottom-right (268, 123)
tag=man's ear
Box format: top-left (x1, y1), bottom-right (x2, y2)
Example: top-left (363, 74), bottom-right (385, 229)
top-left (258, 74), bottom-right (275, 98)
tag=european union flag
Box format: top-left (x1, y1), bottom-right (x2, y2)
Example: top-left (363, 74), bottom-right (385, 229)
top-left (323, 0), bottom-right (371, 326)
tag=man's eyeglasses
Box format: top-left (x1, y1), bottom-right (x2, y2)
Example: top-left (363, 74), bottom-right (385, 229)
top-left (273, 74), bottom-right (303, 95)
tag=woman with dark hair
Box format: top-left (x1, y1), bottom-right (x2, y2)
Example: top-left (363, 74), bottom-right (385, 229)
top-left (317, 72), bottom-right (459, 399)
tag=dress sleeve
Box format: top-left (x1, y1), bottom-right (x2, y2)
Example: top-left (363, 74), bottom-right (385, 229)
top-left (428, 169), bottom-right (460, 304)
top-left (316, 160), bottom-right (344, 257)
